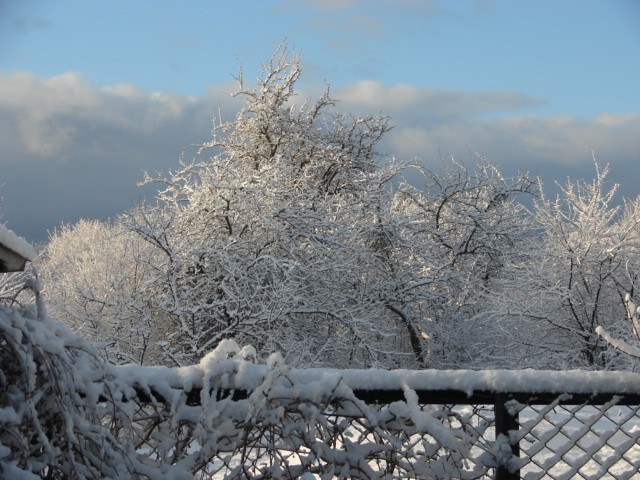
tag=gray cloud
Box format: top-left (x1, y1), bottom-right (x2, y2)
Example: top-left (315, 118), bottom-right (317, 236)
top-left (337, 81), bottom-right (640, 199)
top-left (1, 72), bottom-right (638, 245)
top-left (0, 0), bottom-right (51, 36)
top-left (0, 72), bottom-right (240, 243)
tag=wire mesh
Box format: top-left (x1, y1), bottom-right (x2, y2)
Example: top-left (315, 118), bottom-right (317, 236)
top-left (511, 397), bottom-right (640, 480)
top-left (113, 378), bottom-right (640, 480)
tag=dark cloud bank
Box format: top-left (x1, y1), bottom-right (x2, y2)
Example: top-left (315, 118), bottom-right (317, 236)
top-left (1, 72), bottom-right (639, 243)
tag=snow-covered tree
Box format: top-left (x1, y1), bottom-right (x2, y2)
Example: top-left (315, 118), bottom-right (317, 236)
top-left (123, 46), bottom-right (418, 367)
top-left (389, 159), bottom-right (537, 367)
top-left (35, 47), bottom-right (539, 370)
top-left (38, 219), bottom-right (169, 365)
top-left (488, 163), bottom-right (640, 369)
top-left (0, 269), bottom-right (32, 307)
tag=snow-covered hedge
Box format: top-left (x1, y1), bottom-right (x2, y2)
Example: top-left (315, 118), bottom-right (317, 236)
top-left (117, 342), bottom-right (503, 479)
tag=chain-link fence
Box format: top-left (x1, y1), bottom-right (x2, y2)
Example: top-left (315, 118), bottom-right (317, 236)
top-left (120, 371), bottom-right (640, 479)
top-left (509, 395), bottom-right (640, 479)
top-left (344, 392), bottom-right (640, 479)
top-left (377, 392), bottom-right (640, 479)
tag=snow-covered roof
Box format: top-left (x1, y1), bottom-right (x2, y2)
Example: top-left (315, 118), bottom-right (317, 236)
top-left (0, 223), bottom-right (36, 271)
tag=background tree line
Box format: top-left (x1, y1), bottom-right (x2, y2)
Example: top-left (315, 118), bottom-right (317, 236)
top-left (34, 47), bottom-right (640, 371)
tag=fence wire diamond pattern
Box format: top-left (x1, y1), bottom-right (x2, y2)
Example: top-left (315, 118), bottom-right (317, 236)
top-left (509, 396), bottom-right (640, 480)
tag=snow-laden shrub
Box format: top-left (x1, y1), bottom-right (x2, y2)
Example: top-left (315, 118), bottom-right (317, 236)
top-left (0, 278), bottom-right (148, 479)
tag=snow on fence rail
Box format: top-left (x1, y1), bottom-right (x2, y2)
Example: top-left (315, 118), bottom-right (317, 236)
top-left (115, 344), bottom-right (640, 479)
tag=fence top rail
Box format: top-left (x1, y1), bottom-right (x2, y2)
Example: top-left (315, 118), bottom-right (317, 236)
top-left (114, 350), bottom-right (640, 405)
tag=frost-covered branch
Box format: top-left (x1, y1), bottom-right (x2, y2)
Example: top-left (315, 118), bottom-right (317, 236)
top-left (596, 293), bottom-right (640, 359)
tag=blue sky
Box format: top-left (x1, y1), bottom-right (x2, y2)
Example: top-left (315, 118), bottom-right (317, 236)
top-left (1, 0), bottom-right (639, 242)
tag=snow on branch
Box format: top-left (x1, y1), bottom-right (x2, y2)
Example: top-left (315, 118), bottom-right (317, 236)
top-left (596, 293), bottom-right (640, 359)
top-left (0, 279), bottom-right (147, 478)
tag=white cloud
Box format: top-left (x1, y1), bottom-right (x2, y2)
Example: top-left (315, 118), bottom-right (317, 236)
top-left (335, 81), bottom-right (639, 202)
top-left (339, 81), bottom-right (420, 108)
top-left (385, 113), bottom-right (640, 167)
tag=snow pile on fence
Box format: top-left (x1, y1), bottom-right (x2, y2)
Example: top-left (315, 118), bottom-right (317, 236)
top-left (118, 350), bottom-right (640, 401)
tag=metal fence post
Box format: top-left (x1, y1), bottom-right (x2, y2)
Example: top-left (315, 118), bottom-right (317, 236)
top-left (494, 393), bottom-right (520, 480)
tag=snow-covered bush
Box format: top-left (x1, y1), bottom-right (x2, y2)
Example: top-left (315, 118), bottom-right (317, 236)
top-left (0, 278), bottom-right (146, 478)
